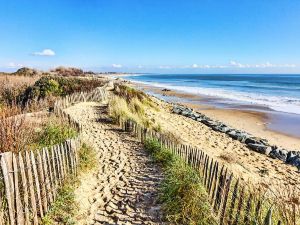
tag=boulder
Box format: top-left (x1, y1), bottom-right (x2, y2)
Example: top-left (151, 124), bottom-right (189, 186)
top-left (202, 120), bottom-right (217, 127)
top-left (269, 148), bottom-right (288, 162)
top-left (172, 107), bottom-right (181, 114)
top-left (227, 130), bottom-right (237, 138)
top-left (212, 125), bottom-right (231, 133)
top-left (286, 151), bottom-right (300, 164)
top-left (196, 118), bottom-right (203, 122)
top-left (247, 143), bottom-right (272, 155)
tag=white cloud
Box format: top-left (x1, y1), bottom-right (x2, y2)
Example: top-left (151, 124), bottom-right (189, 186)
top-left (7, 62), bottom-right (24, 68)
top-left (159, 65), bottom-right (171, 69)
top-left (112, 64), bottom-right (122, 68)
top-left (230, 60), bottom-right (296, 69)
top-left (33, 49), bottom-right (55, 56)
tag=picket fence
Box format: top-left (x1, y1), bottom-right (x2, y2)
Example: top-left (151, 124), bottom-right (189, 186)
top-left (0, 87), bottom-right (108, 224)
top-left (120, 119), bottom-right (299, 225)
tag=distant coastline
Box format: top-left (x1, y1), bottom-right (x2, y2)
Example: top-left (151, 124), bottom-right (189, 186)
top-left (118, 75), bottom-right (300, 151)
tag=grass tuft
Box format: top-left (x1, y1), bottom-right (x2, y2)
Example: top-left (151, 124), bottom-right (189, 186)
top-left (42, 143), bottom-right (96, 224)
top-left (78, 143), bottom-right (97, 172)
top-left (42, 177), bottom-right (78, 225)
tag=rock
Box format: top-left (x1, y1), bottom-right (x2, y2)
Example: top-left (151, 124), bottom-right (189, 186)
top-left (227, 130), bottom-right (237, 138)
top-left (196, 118), bottom-right (203, 122)
top-left (234, 132), bottom-right (249, 142)
top-left (193, 113), bottom-right (201, 118)
top-left (162, 88), bottom-right (171, 92)
top-left (212, 125), bottom-right (231, 133)
top-left (247, 143), bottom-right (272, 155)
top-left (286, 151), bottom-right (300, 168)
top-left (172, 107), bottom-right (181, 114)
top-left (269, 148), bottom-right (288, 162)
top-left (202, 120), bottom-right (217, 127)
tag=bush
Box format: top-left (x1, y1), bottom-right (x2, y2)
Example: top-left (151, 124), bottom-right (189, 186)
top-left (19, 76), bottom-right (105, 106)
top-left (34, 120), bottom-right (77, 148)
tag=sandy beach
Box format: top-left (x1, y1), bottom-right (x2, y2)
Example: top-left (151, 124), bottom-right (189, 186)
top-left (132, 82), bottom-right (300, 151)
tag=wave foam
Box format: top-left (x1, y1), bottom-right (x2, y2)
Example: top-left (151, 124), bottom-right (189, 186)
top-left (133, 80), bottom-right (300, 115)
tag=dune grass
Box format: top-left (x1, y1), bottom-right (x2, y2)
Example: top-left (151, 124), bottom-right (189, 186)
top-left (144, 139), bottom-right (217, 225)
top-left (109, 92), bottom-right (161, 131)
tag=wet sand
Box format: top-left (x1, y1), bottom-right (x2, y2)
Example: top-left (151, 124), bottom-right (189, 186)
top-left (132, 83), bottom-right (300, 150)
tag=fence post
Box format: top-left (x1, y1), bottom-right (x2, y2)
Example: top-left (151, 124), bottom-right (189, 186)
top-left (0, 153), bottom-right (14, 225)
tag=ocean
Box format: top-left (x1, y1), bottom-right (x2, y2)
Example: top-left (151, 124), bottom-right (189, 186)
top-left (123, 74), bottom-right (300, 137)
top-left (124, 74), bottom-right (300, 115)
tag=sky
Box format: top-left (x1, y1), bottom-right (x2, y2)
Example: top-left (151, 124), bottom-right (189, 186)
top-left (0, 0), bottom-right (300, 73)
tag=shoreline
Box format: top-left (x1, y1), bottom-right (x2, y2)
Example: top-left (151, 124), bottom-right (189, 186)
top-left (130, 82), bottom-right (300, 150)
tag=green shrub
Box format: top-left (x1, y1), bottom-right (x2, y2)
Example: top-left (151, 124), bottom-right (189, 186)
top-left (34, 122), bottom-right (77, 148)
top-left (19, 76), bottom-right (105, 105)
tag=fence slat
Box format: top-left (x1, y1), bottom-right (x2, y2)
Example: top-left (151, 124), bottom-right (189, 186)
top-left (220, 173), bottom-right (233, 224)
top-left (18, 153), bottom-right (30, 225)
top-left (13, 154), bottom-right (25, 225)
top-left (25, 151), bottom-right (38, 225)
top-left (0, 154), bottom-right (14, 225)
top-left (42, 148), bottom-right (53, 206)
top-left (31, 151), bottom-right (44, 217)
top-left (233, 185), bottom-right (245, 225)
top-left (228, 179), bottom-right (239, 225)
top-left (37, 151), bottom-right (48, 213)
top-left (244, 193), bottom-right (253, 225)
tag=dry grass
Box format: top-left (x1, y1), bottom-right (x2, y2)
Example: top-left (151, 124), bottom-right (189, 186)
top-left (0, 105), bottom-right (35, 153)
top-left (218, 151), bottom-right (238, 163)
top-left (0, 75), bottom-right (39, 105)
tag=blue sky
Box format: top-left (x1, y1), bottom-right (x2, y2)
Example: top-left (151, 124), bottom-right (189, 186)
top-left (0, 0), bottom-right (300, 73)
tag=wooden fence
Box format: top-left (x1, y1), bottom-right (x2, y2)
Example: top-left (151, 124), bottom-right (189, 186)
top-left (0, 138), bottom-right (81, 225)
top-left (120, 119), bottom-right (299, 225)
top-left (0, 86), bottom-right (108, 224)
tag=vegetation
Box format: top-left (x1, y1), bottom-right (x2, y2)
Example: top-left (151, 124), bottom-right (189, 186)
top-left (33, 119), bottom-right (78, 148)
top-left (109, 84), bottom-right (161, 131)
top-left (0, 74), bottom-right (38, 106)
top-left (41, 176), bottom-right (78, 225)
top-left (144, 139), bottom-right (217, 225)
top-left (0, 105), bottom-right (35, 153)
top-left (78, 143), bottom-right (97, 172)
top-left (42, 142), bottom-right (96, 225)
top-left (19, 76), bottom-right (105, 106)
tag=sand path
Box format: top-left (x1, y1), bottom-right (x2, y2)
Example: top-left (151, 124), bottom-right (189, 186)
top-left (64, 102), bottom-right (164, 225)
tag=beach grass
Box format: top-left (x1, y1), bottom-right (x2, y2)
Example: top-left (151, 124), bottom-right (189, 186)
top-left (144, 139), bottom-right (217, 225)
top-left (109, 87), bottom-right (161, 131)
